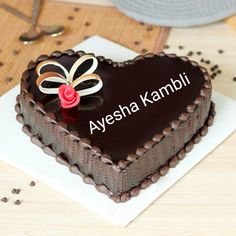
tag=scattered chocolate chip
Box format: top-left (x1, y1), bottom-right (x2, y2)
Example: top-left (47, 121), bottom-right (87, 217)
top-left (12, 188), bottom-right (21, 194)
top-left (12, 49), bottom-right (20, 55)
top-left (29, 181), bottom-right (36, 187)
top-left (55, 40), bottom-right (62, 45)
top-left (14, 200), bottom-right (21, 205)
top-left (218, 49), bottom-right (224, 54)
top-left (0, 61), bottom-right (3, 67)
top-left (16, 189), bottom-right (21, 194)
top-left (134, 40), bottom-right (140, 46)
top-left (146, 26), bottom-right (153, 32)
top-left (5, 77), bottom-right (13, 82)
top-left (187, 51), bottom-right (193, 56)
top-left (200, 58), bottom-right (205, 63)
top-left (210, 65), bottom-right (219, 72)
top-left (233, 77), bottom-right (236, 82)
top-left (196, 51), bottom-right (202, 55)
top-left (205, 60), bottom-right (210, 64)
top-left (74, 7), bottom-right (80, 12)
top-left (178, 45), bottom-right (184, 50)
top-left (216, 69), bottom-right (222, 74)
top-left (85, 21), bottom-right (91, 27)
top-left (141, 48), bottom-right (147, 54)
top-left (67, 15), bottom-right (74, 21)
top-left (164, 45), bottom-right (169, 49)
top-left (83, 35), bottom-right (90, 40)
top-left (1, 197), bottom-right (8, 203)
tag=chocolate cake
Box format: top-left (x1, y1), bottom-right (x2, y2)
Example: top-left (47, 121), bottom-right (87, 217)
top-left (15, 50), bottom-right (215, 203)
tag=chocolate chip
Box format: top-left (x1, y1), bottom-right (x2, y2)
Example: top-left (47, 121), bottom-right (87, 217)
top-left (200, 126), bottom-right (208, 137)
top-left (16, 189), bottom-right (21, 194)
top-left (83, 35), bottom-right (90, 40)
top-left (160, 165), bottom-right (169, 176)
top-left (120, 193), bottom-right (130, 202)
top-left (187, 51), bottom-right (193, 56)
top-left (12, 49), bottom-right (20, 55)
top-left (55, 40), bottom-right (62, 45)
top-left (11, 188), bottom-right (20, 194)
top-left (218, 49), bottom-right (224, 54)
top-left (29, 181), bottom-right (36, 186)
top-left (164, 45), bottom-right (169, 49)
top-left (146, 26), bottom-right (153, 31)
top-left (141, 48), bottom-right (147, 54)
top-left (12, 188), bottom-right (21, 194)
top-left (0, 61), bottom-right (3, 67)
top-left (111, 194), bottom-right (121, 203)
top-left (67, 16), bottom-right (74, 20)
top-left (210, 65), bottom-right (219, 72)
top-left (151, 173), bottom-right (161, 183)
top-left (74, 7), bottom-right (80, 12)
top-left (141, 179), bottom-right (152, 189)
top-left (216, 69), bottom-right (222, 74)
top-left (134, 40), bottom-right (140, 46)
top-left (153, 133), bottom-right (163, 142)
top-left (178, 45), bottom-right (184, 50)
top-left (205, 60), bottom-right (210, 64)
top-left (14, 200), bottom-right (21, 205)
top-left (200, 58), bottom-right (205, 62)
top-left (1, 197), bottom-right (8, 203)
top-left (193, 134), bottom-right (201, 144)
top-left (6, 77), bottom-right (13, 82)
top-left (233, 77), bottom-right (236, 82)
top-left (84, 176), bottom-right (95, 185)
top-left (169, 156), bottom-right (179, 168)
top-left (85, 21), bottom-right (91, 27)
top-left (178, 149), bottom-right (186, 160)
top-left (196, 51), bottom-right (202, 55)
top-left (185, 141), bottom-right (194, 152)
top-left (130, 187), bottom-right (140, 197)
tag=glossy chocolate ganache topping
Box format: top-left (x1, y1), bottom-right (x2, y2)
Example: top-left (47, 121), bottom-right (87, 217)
top-left (27, 53), bottom-right (206, 162)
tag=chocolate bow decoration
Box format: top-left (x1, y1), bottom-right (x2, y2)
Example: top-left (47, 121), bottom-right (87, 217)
top-left (36, 55), bottom-right (103, 109)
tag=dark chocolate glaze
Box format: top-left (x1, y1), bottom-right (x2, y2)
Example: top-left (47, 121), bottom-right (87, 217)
top-left (28, 54), bottom-right (205, 161)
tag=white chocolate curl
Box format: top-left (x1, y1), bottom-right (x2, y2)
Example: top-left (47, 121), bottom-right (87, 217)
top-left (36, 55), bottom-right (103, 97)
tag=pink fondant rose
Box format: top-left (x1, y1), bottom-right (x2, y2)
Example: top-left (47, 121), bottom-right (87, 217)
top-left (58, 84), bottom-right (80, 109)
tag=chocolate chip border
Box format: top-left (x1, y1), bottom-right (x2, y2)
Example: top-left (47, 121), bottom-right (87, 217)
top-left (15, 99), bottom-right (215, 202)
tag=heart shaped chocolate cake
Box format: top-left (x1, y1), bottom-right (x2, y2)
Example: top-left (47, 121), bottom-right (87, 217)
top-left (16, 49), bottom-right (215, 202)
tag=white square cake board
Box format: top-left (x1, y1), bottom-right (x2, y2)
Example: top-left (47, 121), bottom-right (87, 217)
top-left (0, 36), bottom-right (236, 226)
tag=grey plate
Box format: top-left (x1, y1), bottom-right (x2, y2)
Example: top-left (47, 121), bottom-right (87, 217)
top-left (112, 0), bottom-right (236, 27)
